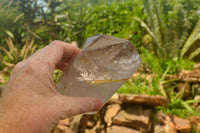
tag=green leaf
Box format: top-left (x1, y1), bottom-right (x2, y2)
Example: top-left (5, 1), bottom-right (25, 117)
top-left (133, 17), bottom-right (159, 45)
top-left (13, 13), bottom-right (24, 23)
top-left (0, 46), bottom-right (13, 60)
top-left (181, 101), bottom-right (194, 113)
top-left (189, 47), bottom-right (200, 59)
top-left (2, 60), bottom-right (14, 67)
top-left (181, 19), bottom-right (200, 58)
top-left (5, 38), bottom-right (16, 53)
top-left (174, 82), bottom-right (188, 101)
top-left (5, 30), bottom-right (14, 38)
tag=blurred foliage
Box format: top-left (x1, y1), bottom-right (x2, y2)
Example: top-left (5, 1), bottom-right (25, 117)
top-left (141, 47), bottom-right (195, 74)
top-left (117, 77), bottom-right (155, 95)
top-left (181, 19), bottom-right (200, 61)
top-left (84, 1), bottom-right (146, 49)
top-left (0, 38), bottom-right (39, 72)
top-left (135, 0), bottom-right (200, 62)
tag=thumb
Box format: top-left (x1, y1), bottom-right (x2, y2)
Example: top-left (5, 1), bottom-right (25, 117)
top-left (59, 96), bottom-right (103, 117)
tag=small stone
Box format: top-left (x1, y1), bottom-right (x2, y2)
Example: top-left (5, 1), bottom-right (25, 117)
top-left (87, 121), bottom-right (95, 129)
top-left (194, 63), bottom-right (200, 70)
top-left (107, 94), bottom-right (121, 104)
top-left (108, 125), bottom-right (141, 133)
top-left (190, 116), bottom-right (200, 131)
top-left (178, 69), bottom-right (200, 83)
top-left (194, 95), bottom-right (200, 101)
top-left (85, 120), bottom-right (104, 133)
top-left (53, 125), bottom-right (69, 133)
top-left (119, 94), bottom-right (169, 107)
top-left (192, 84), bottom-right (200, 95)
top-left (171, 115), bottom-right (191, 133)
top-left (85, 129), bottom-right (94, 133)
top-left (154, 111), bottom-right (166, 125)
top-left (58, 119), bottom-right (70, 126)
top-left (86, 116), bottom-right (97, 129)
top-left (154, 112), bottom-right (177, 133)
top-left (104, 104), bottom-right (121, 126)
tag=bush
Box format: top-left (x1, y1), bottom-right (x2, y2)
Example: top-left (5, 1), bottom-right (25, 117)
top-left (141, 47), bottom-right (195, 74)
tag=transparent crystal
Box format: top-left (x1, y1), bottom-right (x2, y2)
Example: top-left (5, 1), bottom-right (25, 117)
top-left (56, 35), bottom-right (141, 105)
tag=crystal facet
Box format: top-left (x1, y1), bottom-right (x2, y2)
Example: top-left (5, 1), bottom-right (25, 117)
top-left (56, 35), bottom-right (141, 105)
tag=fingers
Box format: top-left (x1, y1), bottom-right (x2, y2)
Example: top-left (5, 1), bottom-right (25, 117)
top-left (27, 40), bottom-right (81, 73)
top-left (48, 40), bottom-right (81, 65)
top-left (59, 96), bottom-right (102, 117)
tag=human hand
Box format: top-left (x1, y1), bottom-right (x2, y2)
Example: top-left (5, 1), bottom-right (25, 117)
top-left (0, 41), bottom-right (102, 133)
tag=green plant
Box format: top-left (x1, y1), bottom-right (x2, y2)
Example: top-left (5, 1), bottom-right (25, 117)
top-left (135, 0), bottom-right (200, 61)
top-left (117, 69), bottom-right (168, 96)
top-left (156, 81), bottom-right (200, 118)
top-left (85, 1), bottom-right (146, 49)
top-left (141, 47), bottom-right (195, 74)
top-left (181, 19), bottom-right (200, 60)
top-left (117, 77), bottom-right (154, 95)
top-left (159, 99), bottom-right (200, 118)
top-left (0, 38), bottom-right (38, 69)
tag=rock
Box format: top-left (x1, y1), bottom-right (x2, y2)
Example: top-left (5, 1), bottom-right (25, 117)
top-left (53, 125), bottom-right (69, 133)
top-left (87, 121), bottom-right (95, 129)
top-left (194, 63), bottom-right (200, 70)
top-left (119, 94), bottom-right (169, 107)
top-left (53, 119), bottom-right (70, 133)
top-left (108, 125), bottom-right (141, 133)
top-left (165, 74), bottom-right (178, 80)
top-left (58, 119), bottom-right (70, 127)
top-left (178, 69), bottom-right (200, 83)
top-left (69, 114), bottom-right (84, 133)
top-left (190, 116), bottom-right (200, 131)
top-left (153, 112), bottom-right (177, 133)
top-left (85, 120), bottom-right (105, 133)
top-left (113, 105), bottom-right (151, 132)
top-left (107, 94), bottom-right (121, 104)
top-left (86, 115), bottom-right (98, 129)
top-left (85, 128), bottom-right (105, 133)
top-left (104, 104), bottom-right (121, 126)
top-left (194, 95), bottom-right (200, 102)
top-left (154, 123), bottom-right (177, 133)
top-left (171, 115), bottom-right (191, 133)
top-left (192, 84), bottom-right (200, 95)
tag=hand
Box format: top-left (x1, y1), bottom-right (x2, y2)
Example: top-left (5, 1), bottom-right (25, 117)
top-left (0, 41), bottom-right (102, 133)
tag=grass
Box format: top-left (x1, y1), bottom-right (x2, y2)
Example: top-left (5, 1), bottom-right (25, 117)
top-left (117, 72), bottom-right (200, 119)
top-left (117, 76), bottom-right (162, 95)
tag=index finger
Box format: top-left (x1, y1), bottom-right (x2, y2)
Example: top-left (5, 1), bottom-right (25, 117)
top-left (33, 40), bottom-right (81, 72)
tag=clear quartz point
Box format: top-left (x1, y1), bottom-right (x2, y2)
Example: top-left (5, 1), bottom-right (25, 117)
top-left (56, 35), bottom-right (141, 108)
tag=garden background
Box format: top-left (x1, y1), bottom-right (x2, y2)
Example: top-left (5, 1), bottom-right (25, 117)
top-left (0, 0), bottom-right (200, 132)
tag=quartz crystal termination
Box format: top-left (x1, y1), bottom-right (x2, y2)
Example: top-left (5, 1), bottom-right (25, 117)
top-left (56, 35), bottom-right (141, 104)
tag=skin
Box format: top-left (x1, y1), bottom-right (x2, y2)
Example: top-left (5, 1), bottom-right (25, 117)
top-left (0, 40), bottom-right (102, 133)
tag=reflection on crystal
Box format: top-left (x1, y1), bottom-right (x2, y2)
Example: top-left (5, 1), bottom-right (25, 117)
top-left (56, 35), bottom-right (141, 105)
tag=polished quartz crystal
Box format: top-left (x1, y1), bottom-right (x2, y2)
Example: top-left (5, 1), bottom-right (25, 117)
top-left (56, 35), bottom-right (141, 105)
